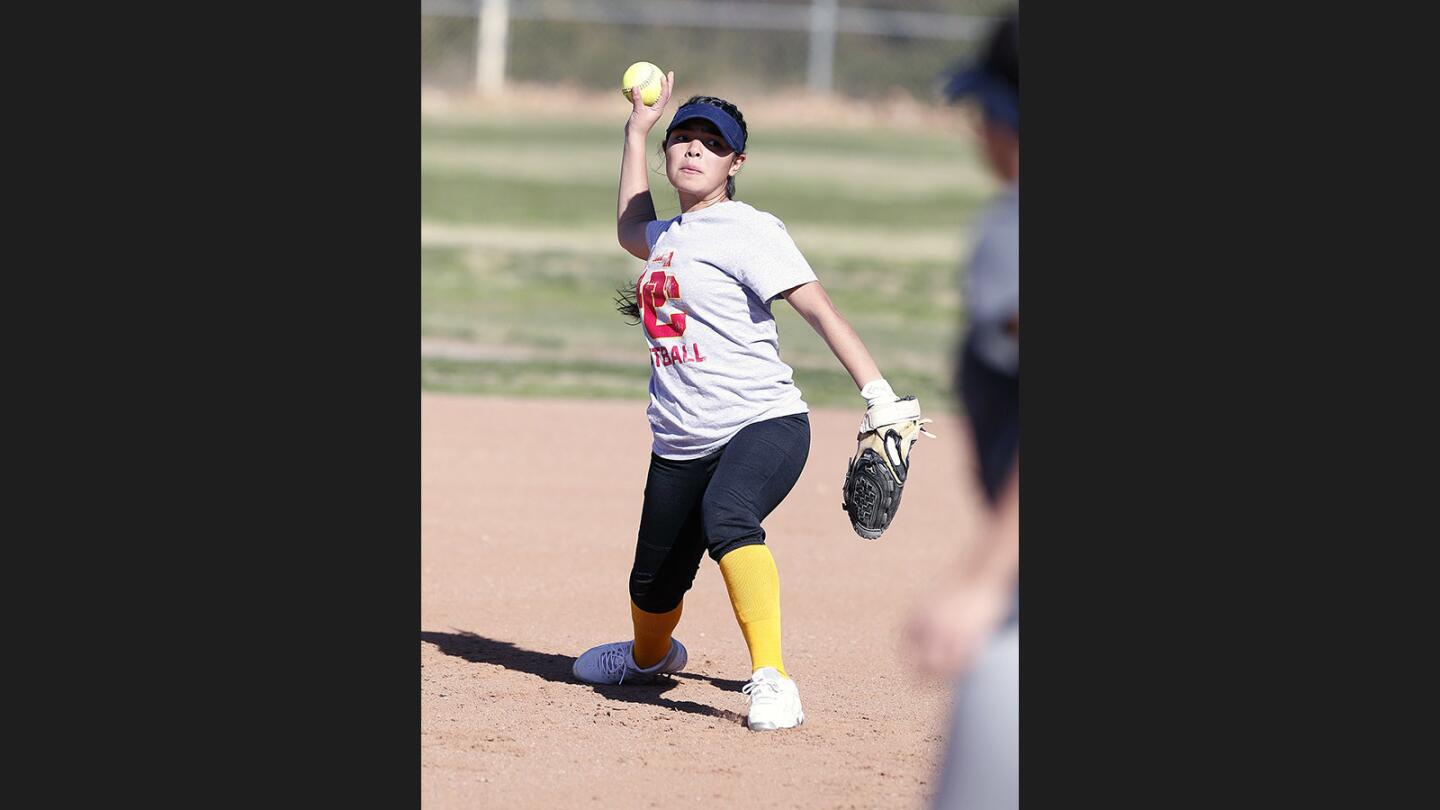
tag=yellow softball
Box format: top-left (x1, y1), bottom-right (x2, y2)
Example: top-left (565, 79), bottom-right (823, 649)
top-left (621, 61), bottom-right (664, 106)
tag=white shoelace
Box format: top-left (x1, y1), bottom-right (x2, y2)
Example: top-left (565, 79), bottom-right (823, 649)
top-left (599, 645), bottom-right (633, 684)
top-left (742, 677), bottom-right (784, 705)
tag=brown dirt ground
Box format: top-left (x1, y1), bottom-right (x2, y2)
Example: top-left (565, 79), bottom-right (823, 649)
top-left (422, 393), bottom-right (988, 808)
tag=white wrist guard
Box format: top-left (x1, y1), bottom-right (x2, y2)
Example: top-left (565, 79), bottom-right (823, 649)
top-left (859, 378), bottom-right (897, 410)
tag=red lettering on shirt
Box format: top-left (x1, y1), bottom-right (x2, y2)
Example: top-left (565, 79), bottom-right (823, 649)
top-left (640, 270), bottom-right (686, 339)
top-left (648, 343), bottom-right (706, 370)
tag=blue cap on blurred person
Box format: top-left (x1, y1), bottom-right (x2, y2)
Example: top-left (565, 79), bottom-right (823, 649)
top-left (667, 103), bottom-right (747, 154)
top-left (943, 10), bottom-right (1019, 133)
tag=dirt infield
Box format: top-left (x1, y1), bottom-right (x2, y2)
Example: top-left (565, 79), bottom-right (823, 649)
top-left (422, 393), bottom-right (988, 808)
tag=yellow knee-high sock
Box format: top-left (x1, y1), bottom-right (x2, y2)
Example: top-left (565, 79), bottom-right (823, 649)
top-left (631, 600), bottom-right (683, 669)
top-left (718, 544), bottom-right (787, 677)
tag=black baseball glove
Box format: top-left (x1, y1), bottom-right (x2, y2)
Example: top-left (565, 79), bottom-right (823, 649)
top-left (842, 395), bottom-right (935, 539)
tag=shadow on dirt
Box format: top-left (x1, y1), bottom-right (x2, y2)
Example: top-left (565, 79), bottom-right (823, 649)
top-left (421, 630), bottom-right (748, 726)
top-left (670, 671), bottom-right (749, 692)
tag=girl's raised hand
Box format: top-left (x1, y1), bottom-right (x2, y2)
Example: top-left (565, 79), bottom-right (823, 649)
top-left (626, 70), bottom-right (675, 137)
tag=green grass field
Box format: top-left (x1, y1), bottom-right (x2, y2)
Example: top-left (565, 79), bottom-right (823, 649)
top-left (421, 104), bottom-right (996, 411)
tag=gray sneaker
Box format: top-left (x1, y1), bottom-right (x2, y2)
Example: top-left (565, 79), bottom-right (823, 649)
top-left (572, 639), bottom-right (688, 685)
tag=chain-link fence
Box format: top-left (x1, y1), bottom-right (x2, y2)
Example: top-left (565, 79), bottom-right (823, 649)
top-left (422, 0), bottom-right (1011, 101)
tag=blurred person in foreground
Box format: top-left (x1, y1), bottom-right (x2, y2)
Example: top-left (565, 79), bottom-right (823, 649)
top-left (904, 9), bottom-right (1019, 810)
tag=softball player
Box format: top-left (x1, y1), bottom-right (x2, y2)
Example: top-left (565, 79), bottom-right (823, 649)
top-left (905, 10), bottom-right (1020, 808)
top-left (572, 71), bottom-right (924, 732)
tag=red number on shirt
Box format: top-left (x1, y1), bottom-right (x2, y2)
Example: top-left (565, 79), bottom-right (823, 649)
top-left (640, 270), bottom-right (686, 339)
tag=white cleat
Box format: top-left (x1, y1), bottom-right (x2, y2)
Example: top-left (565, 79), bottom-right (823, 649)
top-left (743, 667), bottom-right (805, 731)
top-left (571, 639), bottom-right (687, 685)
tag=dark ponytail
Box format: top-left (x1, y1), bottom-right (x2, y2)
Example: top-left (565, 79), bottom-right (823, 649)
top-left (614, 283), bottom-right (641, 325)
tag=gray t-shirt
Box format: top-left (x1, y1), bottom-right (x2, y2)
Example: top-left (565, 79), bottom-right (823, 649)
top-left (639, 200), bottom-right (818, 459)
top-left (963, 184), bottom-right (1019, 374)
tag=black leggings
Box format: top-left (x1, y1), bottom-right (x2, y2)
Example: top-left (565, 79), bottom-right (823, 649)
top-left (628, 413), bottom-right (810, 614)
